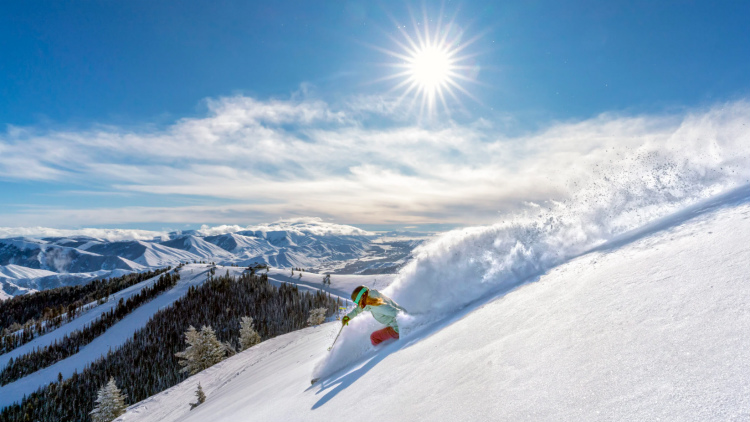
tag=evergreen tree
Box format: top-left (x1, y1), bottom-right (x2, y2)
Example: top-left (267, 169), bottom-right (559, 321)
top-left (90, 377), bottom-right (126, 422)
top-left (238, 316), bottom-right (261, 351)
top-left (307, 307), bottom-right (327, 326)
top-left (175, 325), bottom-right (226, 375)
top-left (190, 383), bottom-right (206, 410)
top-left (223, 340), bottom-right (237, 357)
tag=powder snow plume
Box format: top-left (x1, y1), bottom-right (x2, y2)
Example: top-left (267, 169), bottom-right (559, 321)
top-left (385, 102), bottom-right (750, 315)
top-left (313, 102), bottom-right (750, 380)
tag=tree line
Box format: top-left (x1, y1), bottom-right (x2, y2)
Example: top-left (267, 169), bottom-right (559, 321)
top-left (0, 272), bottom-right (180, 385)
top-left (0, 267), bottom-right (171, 354)
top-left (0, 271), bottom-right (339, 422)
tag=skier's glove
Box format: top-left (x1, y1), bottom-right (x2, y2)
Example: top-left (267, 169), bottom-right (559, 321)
top-left (342, 316), bottom-right (350, 326)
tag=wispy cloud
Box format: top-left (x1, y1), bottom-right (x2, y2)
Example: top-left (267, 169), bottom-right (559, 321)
top-left (0, 218), bottom-right (372, 240)
top-left (1, 95), bottom-right (749, 228)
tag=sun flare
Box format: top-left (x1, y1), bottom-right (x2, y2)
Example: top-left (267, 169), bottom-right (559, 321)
top-left (375, 9), bottom-right (481, 119)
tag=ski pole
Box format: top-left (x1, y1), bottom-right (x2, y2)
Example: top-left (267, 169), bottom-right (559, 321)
top-left (327, 325), bottom-right (344, 351)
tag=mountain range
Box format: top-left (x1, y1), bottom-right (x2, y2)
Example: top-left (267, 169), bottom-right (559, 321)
top-left (0, 220), bottom-right (426, 300)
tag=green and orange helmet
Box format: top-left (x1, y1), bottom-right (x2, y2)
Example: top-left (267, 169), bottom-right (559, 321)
top-left (351, 285), bottom-right (369, 306)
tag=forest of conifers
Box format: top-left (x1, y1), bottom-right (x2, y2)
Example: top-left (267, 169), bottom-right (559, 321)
top-left (0, 270), bottom-right (339, 422)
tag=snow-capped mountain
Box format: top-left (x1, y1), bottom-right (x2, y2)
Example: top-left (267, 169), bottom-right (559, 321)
top-left (0, 238), bottom-right (141, 273)
top-left (0, 238), bottom-right (144, 297)
top-left (158, 236), bottom-right (236, 261)
top-left (0, 219), bottom-right (424, 300)
top-left (83, 240), bottom-right (201, 268)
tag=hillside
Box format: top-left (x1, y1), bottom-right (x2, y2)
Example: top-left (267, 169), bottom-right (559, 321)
top-left (117, 188), bottom-right (750, 421)
top-left (0, 261), bottom-right (394, 412)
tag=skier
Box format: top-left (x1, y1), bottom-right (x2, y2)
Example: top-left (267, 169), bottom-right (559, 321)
top-left (342, 285), bottom-right (406, 346)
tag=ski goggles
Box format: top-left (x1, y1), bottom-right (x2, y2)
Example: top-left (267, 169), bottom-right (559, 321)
top-left (353, 287), bottom-right (369, 306)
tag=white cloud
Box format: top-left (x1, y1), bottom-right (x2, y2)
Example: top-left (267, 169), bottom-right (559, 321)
top-left (244, 217), bottom-right (374, 236)
top-left (0, 218), bottom-right (373, 240)
top-left (0, 96), bottom-right (749, 228)
top-left (0, 227), bottom-right (168, 241)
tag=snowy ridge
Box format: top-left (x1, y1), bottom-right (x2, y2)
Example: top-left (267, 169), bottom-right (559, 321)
top-left (194, 217), bottom-right (374, 237)
top-left (159, 236), bottom-right (235, 261)
top-left (0, 264), bottom-right (57, 279)
top-left (0, 220), bottom-right (399, 299)
top-left (0, 237), bottom-right (143, 274)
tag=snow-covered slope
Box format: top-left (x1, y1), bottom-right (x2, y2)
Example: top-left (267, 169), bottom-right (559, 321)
top-left (0, 238), bottom-right (145, 296)
top-left (0, 263), bottom-right (391, 407)
top-left (118, 189), bottom-right (750, 422)
top-left (159, 235), bottom-right (236, 261)
top-left (0, 264), bottom-right (57, 279)
top-left (83, 240), bottom-right (200, 267)
top-left (202, 233), bottom-right (273, 258)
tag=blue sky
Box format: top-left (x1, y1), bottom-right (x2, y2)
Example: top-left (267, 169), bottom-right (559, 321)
top-left (1, 1), bottom-right (750, 233)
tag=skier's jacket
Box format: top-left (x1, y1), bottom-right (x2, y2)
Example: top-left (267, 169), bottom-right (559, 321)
top-left (346, 289), bottom-right (407, 333)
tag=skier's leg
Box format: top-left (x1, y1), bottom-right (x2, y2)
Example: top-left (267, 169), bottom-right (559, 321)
top-left (370, 326), bottom-right (399, 346)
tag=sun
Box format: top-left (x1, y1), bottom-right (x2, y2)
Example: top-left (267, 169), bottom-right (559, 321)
top-left (409, 45), bottom-right (453, 94)
top-left (374, 8), bottom-right (481, 119)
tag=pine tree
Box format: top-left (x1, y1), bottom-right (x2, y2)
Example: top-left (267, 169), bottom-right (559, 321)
top-left (90, 377), bottom-right (127, 422)
top-left (307, 307), bottom-right (327, 326)
top-left (190, 383), bottom-right (206, 410)
top-left (238, 316), bottom-right (261, 351)
top-left (223, 341), bottom-right (236, 357)
top-left (175, 325), bottom-right (226, 375)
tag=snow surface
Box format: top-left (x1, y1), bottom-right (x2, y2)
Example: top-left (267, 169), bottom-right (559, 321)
top-left (117, 189), bottom-right (750, 422)
top-left (0, 264), bottom-right (388, 408)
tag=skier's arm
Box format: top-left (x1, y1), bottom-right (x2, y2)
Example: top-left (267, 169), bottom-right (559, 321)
top-left (345, 305), bottom-right (364, 321)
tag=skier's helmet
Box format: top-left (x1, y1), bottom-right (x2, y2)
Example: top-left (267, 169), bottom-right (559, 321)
top-left (351, 285), bottom-right (369, 305)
